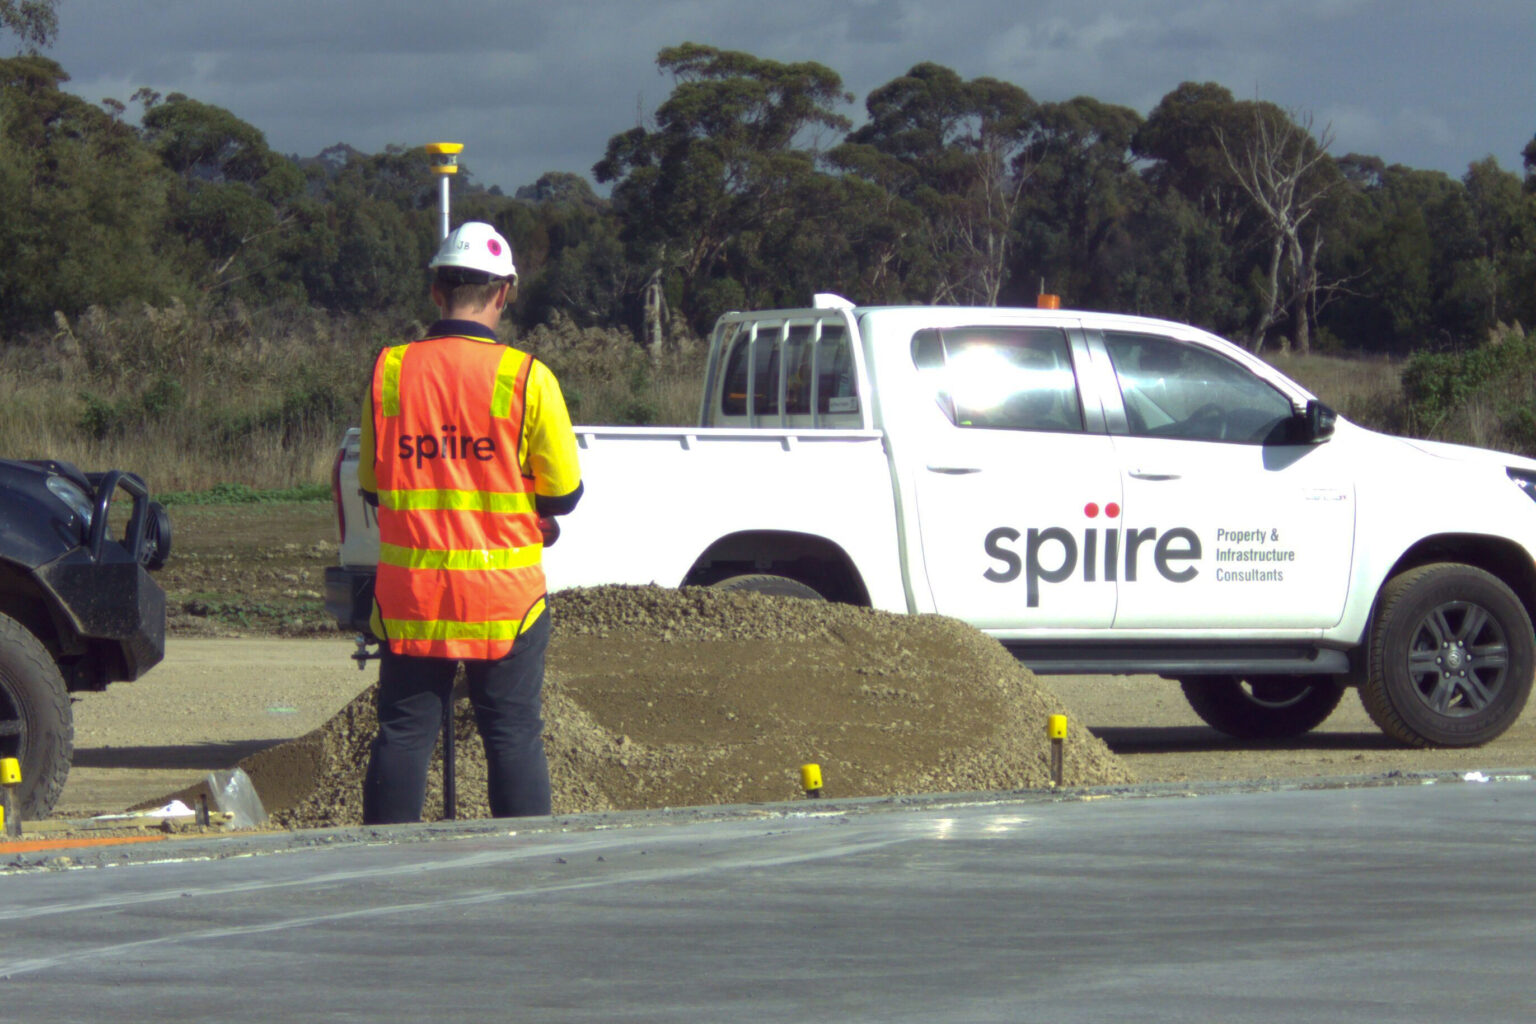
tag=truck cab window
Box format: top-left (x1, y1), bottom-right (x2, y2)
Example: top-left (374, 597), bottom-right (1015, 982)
top-left (814, 329), bottom-right (857, 414)
top-left (911, 326), bottom-right (1083, 432)
top-left (721, 323), bottom-right (854, 421)
top-left (1104, 332), bottom-right (1295, 444)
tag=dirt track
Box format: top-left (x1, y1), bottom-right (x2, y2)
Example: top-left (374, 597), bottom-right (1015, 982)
top-left (58, 628), bottom-right (1536, 822)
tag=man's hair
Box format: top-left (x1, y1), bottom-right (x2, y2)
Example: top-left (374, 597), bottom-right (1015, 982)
top-left (433, 269), bottom-right (514, 313)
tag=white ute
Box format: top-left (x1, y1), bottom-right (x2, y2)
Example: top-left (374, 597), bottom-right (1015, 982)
top-left (328, 296), bottom-right (1536, 748)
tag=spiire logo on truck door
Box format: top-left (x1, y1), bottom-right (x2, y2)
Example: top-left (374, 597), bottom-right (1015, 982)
top-left (983, 501), bottom-right (1202, 606)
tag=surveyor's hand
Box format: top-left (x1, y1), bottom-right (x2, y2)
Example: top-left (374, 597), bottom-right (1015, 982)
top-left (537, 515), bottom-right (560, 547)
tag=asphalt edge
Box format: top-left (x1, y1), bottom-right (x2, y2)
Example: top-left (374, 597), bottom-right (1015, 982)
top-left (6, 766), bottom-right (1533, 874)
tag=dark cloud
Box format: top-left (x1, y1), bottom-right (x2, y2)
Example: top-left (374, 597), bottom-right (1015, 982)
top-left (45, 0), bottom-right (1534, 195)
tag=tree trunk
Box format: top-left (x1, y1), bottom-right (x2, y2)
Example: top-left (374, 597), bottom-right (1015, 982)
top-left (1251, 234), bottom-right (1284, 353)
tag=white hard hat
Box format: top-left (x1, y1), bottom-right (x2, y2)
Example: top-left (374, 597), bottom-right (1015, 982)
top-left (429, 221), bottom-right (517, 283)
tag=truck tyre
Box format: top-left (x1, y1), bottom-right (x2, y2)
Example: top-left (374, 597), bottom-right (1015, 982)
top-left (1360, 563), bottom-right (1534, 747)
top-left (710, 574), bottom-right (824, 601)
top-left (0, 612), bottom-right (73, 818)
top-left (1179, 675), bottom-right (1345, 740)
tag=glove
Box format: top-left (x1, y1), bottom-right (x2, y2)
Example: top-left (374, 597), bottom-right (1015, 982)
top-left (537, 515), bottom-right (560, 547)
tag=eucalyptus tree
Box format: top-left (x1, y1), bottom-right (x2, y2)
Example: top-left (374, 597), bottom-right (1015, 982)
top-left (840, 62), bottom-right (1038, 306)
top-left (515, 172), bottom-right (638, 330)
top-left (1215, 105), bottom-right (1340, 353)
top-left (1132, 82), bottom-right (1258, 337)
top-left (0, 56), bottom-right (182, 330)
top-left (1137, 84), bottom-right (1342, 352)
top-left (0, 0), bottom-right (58, 52)
top-left (1011, 96), bottom-right (1143, 310)
top-left (1460, 157), bottom-right (1534, 331)
top-left (1135, 82), bottom-right (1254, 239)
top-left (139, 94), bottom-right (307, 302)
top-left (293, 145), bottom-right (441, 316)
top-left (1318, 158), bottom-right (1487, 352)
top-left (595, 43), bottom-right (852, 332)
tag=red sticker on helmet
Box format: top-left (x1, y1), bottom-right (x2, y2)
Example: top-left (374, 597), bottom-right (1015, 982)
top-left (488, 239), bottom-right (502, 256)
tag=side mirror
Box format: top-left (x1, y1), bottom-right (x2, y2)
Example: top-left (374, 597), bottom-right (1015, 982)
top-left (1301, 399), bottom-right (1336, 443)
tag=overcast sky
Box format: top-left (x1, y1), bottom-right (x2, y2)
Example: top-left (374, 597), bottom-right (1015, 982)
top-left (44, 0), bottom-right (1534, 196)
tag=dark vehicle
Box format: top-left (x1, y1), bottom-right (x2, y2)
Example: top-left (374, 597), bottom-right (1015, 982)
top-left (0, 459), bottom-right (171, 817)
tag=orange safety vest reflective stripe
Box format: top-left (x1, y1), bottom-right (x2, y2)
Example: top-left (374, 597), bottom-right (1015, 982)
top-left (370, 336), bottom-right (544, 659)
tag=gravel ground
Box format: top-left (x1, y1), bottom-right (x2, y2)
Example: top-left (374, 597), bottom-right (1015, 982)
top-left (14, 496), bottom-right (1527, 855)
top-left (51, 501), bottom-right (1536, 834)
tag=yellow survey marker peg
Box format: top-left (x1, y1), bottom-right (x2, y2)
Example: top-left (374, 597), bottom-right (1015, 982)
top-left (1, 757), bottom-right (21, 837)
top-left (800, 763), bottom-right (823, 798)
top-left (1047, 715), bottom-right (1067, 787)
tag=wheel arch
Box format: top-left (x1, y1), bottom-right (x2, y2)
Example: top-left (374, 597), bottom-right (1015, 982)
top-left (682, 530), bottom-right (871, 606)
top-left (1344, 536), bottom-right (1536, 689)
top-left (1382, 534), bottom-right (1536, 624)
top-left (0, 559), bottom-right (118, 693)
top-left (0, 560), bottom-right (69, 659)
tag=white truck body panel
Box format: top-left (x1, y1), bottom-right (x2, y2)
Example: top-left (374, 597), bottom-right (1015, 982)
top-left (331, 300), bottom-right (1536, 661)
top-left (540, 426), bottom-right (908, 611)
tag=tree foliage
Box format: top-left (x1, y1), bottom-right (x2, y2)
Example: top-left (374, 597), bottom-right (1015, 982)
top-left (0, 42), bottom-right (1529, 369)
top-left (141, 94), bottom-right (306, 299)
top-left (840, 63), bottom-right (1039, 306)
top-left (0, 0), bottom-right (58, 52)
top-left (594, 43), bottom-right (852, 331)
top-left (0, 57), bottom-right (183, 328)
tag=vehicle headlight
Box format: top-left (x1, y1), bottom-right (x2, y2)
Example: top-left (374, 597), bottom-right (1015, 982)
top-left (1509, 468), bottom-right (1536, 504)
top-left (46, 474), bottom-right (95, 528)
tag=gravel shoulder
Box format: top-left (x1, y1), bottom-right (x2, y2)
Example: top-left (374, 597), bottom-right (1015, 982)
top-left (49, 501), bottom-right (1536, 823)
top-left (61, 638), bottom-right (372, 818)
top-left (1043, 673), bottom-right (1536, 783)
top-left (58, 637), bottom-right (1536, 820)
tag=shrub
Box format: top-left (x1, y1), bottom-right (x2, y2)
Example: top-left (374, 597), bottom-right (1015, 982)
top-left (1401, 324), bottom-right (1536, 455)
top-left (519, 311), bottom-right (704, 427)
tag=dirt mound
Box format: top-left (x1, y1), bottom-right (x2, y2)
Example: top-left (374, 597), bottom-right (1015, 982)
top-left (251, 586), bottom-right (1134, 828)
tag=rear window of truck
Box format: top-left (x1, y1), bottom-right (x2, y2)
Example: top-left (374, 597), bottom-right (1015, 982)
top-left (721, 322), bottom-right (857, 420)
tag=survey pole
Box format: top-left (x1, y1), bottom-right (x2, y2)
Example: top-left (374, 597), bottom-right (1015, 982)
top-left (426, 142), bottom-right (464, 242)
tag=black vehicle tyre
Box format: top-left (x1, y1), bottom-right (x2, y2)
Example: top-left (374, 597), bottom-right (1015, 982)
top-left (1360, 563), bottom-right (1534, 747)
top-left (0, 612), bottom-right (73, 818)
top-left (1179, 675), bottom-right (1345, 740)
top-left (709, 574), bottom-right (825, 601)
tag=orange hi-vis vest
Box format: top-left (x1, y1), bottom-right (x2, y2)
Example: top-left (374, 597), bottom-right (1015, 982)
top-left (370, 336), bottom-right (545, 659)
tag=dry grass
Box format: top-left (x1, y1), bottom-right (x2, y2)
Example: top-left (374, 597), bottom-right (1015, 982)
top-left (1264, 351), bottom-right (1408, 435)
top-left (17, 302), bottom-right (1513, 495)
top-left (0, 300), bottom-right (392, 491)
top-left (1272, 328), bottom-right (1536, 457)
top-left (0, 302), bottom-right (707, 492)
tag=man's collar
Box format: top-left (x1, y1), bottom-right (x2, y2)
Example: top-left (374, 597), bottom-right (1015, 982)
top-left (424, 318), bottom-right (498, 343)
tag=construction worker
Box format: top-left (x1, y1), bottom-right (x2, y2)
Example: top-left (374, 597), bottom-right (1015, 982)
top-left (358, 221), bottom-right (582, 824)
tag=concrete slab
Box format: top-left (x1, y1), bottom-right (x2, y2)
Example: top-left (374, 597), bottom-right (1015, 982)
top-left (3, 777), bottom-right (1535, 1022)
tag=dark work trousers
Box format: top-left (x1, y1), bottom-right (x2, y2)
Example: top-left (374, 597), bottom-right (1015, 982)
top-left (362, 612), bottom-right (551, 824)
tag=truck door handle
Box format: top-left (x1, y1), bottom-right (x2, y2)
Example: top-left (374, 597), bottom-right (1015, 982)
top-left (1128, 469), bottom-right (1181, 481)
top-left (927, 465), bottom-right (982, 475)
